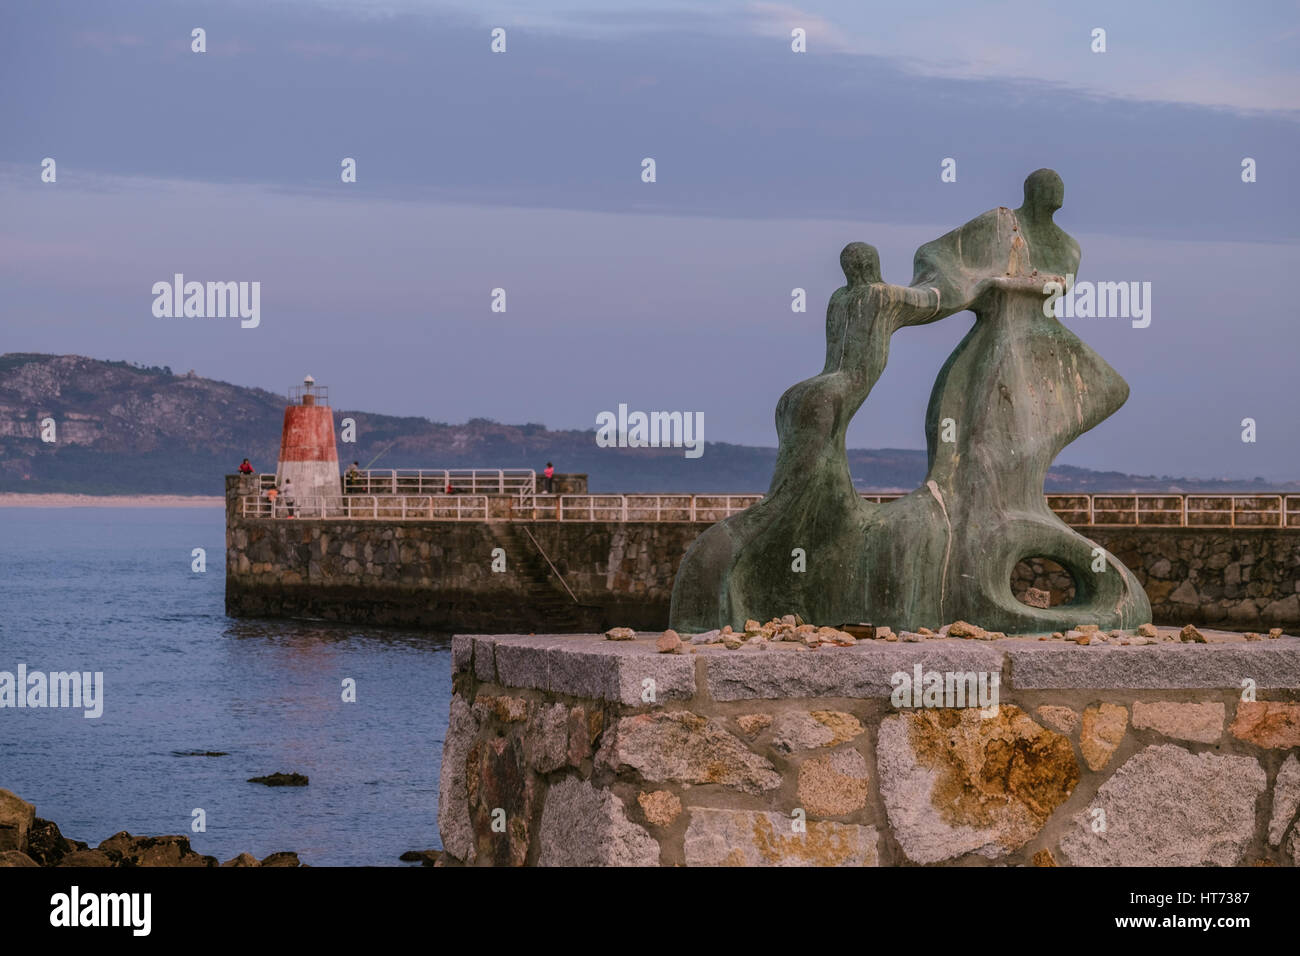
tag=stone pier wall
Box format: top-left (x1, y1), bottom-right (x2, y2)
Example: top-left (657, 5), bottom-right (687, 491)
top-left (1084, 527), bottom-right (1300, 631)
top-left (225, 476), bottom-right (696, 630)
top-left (438, 632), bottom-right (1300, 866)
top-left (225, 477), bottom-right (1300, 631)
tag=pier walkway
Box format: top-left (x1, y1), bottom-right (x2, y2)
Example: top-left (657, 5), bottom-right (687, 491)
top-left (237, 471), bottom-right (1300, 528)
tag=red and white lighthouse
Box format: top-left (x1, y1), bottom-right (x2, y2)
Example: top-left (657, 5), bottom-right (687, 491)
top-left (275, 375), bottom-right (340, 506)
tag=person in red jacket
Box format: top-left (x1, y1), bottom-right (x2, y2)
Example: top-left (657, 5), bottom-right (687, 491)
top-left (238, 458), bottom-right (254, 474)
top-left (542, 462), bottom-right (555, 494)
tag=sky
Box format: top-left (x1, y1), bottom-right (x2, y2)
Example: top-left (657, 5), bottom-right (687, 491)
top-left (1, 0), bottom-right (1298, 480)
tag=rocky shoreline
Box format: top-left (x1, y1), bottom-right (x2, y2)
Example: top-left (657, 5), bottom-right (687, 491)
top-left (0, 789), bottom-right (304, 868)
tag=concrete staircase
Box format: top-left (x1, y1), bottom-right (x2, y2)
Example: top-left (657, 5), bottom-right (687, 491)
top-left (500, 524), bottom-right (583, 631)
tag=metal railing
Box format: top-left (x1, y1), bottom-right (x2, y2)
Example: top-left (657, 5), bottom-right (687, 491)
top-left (240, 494), bottom-right (488, 520)
top-left (856, 493), bottom-right (1300, 528)
top-left (288, 383), bottom-right (328, 404)
top-left (506, 492), bottom-right (1299, 527)
top-left (342, 469), bottom-right (535, 496)
top-left (511, 494), bottom-right (763, 522)
top-left (254, 470), bottom-right (535, 495)
top-left (857, 494), bottom-right (1294, 530)
top-left (237, 486), bottom-right (1300, 528)
top-left (519, 525), bottom-right (580, 604)
top-left (1042, 494), bottom-right (1300, 528)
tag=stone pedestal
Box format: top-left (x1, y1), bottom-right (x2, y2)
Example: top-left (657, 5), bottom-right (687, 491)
top-left (439, 632), bottom-right (1300, 866)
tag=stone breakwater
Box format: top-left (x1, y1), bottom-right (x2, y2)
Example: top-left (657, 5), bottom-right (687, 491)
top-left (439, 631), bottom-right (1300, 866)
top-left (226, 479), bottom-right (1300, 631)
top-left (0, 789), bottom-right (304, 868)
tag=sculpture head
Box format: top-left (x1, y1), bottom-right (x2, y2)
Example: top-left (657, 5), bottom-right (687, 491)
top-left (840, 242), bottom-right (882, 286)
top-left (1020, 168), bottom-right (1064, 220)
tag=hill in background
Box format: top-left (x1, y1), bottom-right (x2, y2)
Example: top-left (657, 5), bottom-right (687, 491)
top-left (0, 353), bottom-right (1293, 496)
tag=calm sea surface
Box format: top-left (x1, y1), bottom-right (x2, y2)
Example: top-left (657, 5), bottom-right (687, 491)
top-left (0, 507), bottom-right (452, 866)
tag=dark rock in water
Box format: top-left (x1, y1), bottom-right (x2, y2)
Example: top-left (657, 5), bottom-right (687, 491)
top-left (399, 849), bottom-right (442, 866)
top-left (248, 772), bottom-right (309, 787)
top-left (26, 818), bottom-right (87, 866)
top-left (1, 787), bottom-right (304, 867)
top-left (172, 750), bottom-right (229, 757)
top-left (98, 831), bottom-right (218, 867)
top-left (0, 788), bottom-right (35, 853)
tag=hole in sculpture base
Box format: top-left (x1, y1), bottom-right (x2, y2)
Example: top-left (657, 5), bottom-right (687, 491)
top-left (1011, 557), bottom-right (1077, 608)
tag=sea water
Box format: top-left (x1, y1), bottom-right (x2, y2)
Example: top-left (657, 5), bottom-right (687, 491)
top-left (0, 507), bottom-right (452, 866)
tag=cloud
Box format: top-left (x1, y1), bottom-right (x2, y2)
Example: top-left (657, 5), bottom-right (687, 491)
top-left (737, 0), bottom-right (1300, 114)
top-left (744, 2), bottom-right (856, 54)
top-left (288, 0), bottom-right (1300, 114)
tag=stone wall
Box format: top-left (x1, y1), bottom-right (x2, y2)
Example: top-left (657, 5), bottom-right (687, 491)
top-left (1012, 557), bottom-right (1077, 604)
top-left (225, 477), bottom-right (1300, 631)
top-left (226, 476), bottom-right (696, 630)
top-left (1086, 528), bottom-right (1300, 631)
top-left (549, 474), bottom-right (587, 495)
top-left (438, 632), bottom-right (1300, 866)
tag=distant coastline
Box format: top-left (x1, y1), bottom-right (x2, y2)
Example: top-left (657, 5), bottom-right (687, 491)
top-left (4, 356), bottom-right (1295, 498)
top-left (0, 494), bottom-right (223, 508)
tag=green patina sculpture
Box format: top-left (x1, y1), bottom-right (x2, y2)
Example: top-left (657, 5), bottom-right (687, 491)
top-left (670, 169), bottom-right (1152, 635)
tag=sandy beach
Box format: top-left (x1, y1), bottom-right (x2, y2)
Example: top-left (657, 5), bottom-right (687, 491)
top-left (0, 494), bottom-right (224, 508)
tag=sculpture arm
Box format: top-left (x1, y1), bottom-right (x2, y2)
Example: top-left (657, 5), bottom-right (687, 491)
top-left (871, 282), bottom-right (943, 330)
top-left (908, 248), bottom-right (981, 319)
top-left (908, 209), bottom-right (1018, 318)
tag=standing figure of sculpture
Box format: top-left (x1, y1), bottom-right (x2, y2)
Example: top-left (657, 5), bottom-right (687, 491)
top-left (669, 243), bottom-right (958, 629)
top-left (858, 169), bottom-right (1150, 632)
top-left (669, 169), bottom-right (1151, 635)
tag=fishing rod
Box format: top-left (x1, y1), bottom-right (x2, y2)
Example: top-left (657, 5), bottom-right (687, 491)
top-left (363, 441), bottom-right (398, 470)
